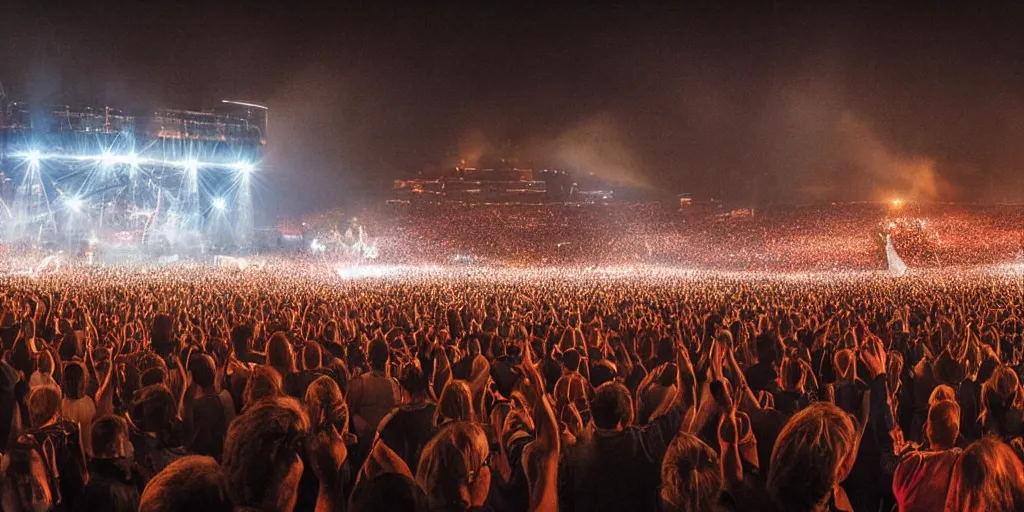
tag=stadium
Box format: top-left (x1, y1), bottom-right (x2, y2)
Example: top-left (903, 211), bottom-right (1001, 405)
top-left (0, 97), bottom-right (266, 258)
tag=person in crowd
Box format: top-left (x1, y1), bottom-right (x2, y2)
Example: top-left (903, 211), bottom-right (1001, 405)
top-left (347, 339), bottom-right (401, 441)
top-left (377, 364), bottom-right (438, 472)
top-left (415, 421), bottom-right (492, 512)
top-left (76, 415), bottom-right (143, 512)
top-left (138, 455), bottom-right (233, 512)
top-left (892, 399), bottom-right (963, 512)
top-left (221, 396), bottom-right (310, 511)
top-left (182, 353), bottom-right (234, 461)
top-left (766, 402), bottom-right (858, 512)
top-left (61, 361), bottom-right (96, 457)
top-left (945, 436), bottom-right (1024, 511)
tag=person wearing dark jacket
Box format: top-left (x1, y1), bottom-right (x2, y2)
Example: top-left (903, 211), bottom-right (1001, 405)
top-left (75, 415), bottom-right (143, 512)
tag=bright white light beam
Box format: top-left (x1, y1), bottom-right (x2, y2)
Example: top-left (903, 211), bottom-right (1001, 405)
top-left (66, 197), bottom-right (85, 213)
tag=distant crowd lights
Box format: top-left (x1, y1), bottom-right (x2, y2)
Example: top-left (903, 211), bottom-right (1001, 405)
top-left (13, 150), bottom-right (257, 176)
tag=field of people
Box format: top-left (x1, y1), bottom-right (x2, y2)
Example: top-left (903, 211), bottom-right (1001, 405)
top-left (1, 258), bottom-right (1023, 510)
top-left (354, 202), bottom-right (1024, 271)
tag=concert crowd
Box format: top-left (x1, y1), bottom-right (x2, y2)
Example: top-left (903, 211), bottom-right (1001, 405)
top-left (0, 253), bottom-right (1021, 512)
top-left (357, 202), bottom-right (1023, 270)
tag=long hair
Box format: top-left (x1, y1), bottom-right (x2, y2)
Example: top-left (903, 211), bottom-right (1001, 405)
top-left (980, 366), bottom-right (1022, 436)
top-left (266, 332), bottom-right (296, 376)
top-left (767, 402), bottom-right (856, 512)
top-left (243, 365), bottom-right (283, 409)
top-left (435, 380), bottom-right (474, 426)
top-left (660, 432), bottom-right (722, 512)
top-left (415, 421), bottom-right (489, 511)
top-left (303, 376), bottom-right (349, 434)
top-left (946, 436), bottom-right (1024, 511)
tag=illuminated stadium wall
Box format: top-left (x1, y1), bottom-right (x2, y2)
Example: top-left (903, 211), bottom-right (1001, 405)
top-left (0, 100), bottom-right (266, 253)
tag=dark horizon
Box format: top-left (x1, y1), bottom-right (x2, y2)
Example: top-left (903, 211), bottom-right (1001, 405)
top-left (4, 2), bottom-right (1024, 214)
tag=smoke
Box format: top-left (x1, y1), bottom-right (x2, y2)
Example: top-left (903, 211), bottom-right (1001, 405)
top-left (543, 114), bottom-right (650, 189)
top-left (455, 129), bottom-right (496, 168)
top-left (836, 113), bottom-right (954, 202)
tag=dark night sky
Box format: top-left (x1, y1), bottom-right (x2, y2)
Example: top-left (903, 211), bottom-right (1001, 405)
top-left (4, 2), bottom-right (1024, 213)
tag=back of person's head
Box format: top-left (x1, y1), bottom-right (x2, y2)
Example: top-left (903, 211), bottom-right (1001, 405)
top-left (139, 455), bottom-right (233, 512)
top-left (188, 354), bottom-right (217, 390)
top-left (267, 332), bottom-right (295, 375)
top-left (946, 436), bottom-right (1024, 511)
top-left (591, 381), bottom-right (634, 430)
top-left (349, 472), bottom-right (427, 512)
top-left (767, 402), bottom-right (856, 512)
top-left (2, 440), bottom-right (53, 512)
top-left (141, 367), bottom-right (168, 387)
top-left (150, 314), bottom-right (175, 357)
top-left (134, 385), bottom-right (178, 436)
top-left (223, 396), bottom-right (310, 511)
top-left (304, 375), bottom-right (349, 434)
top-left (368, 339), bottom-right (390, 372)
top-left (415, 421), bottom-right (491, 511)
top-left (436, 379), bottom-right (474, 425)
top-left (302, 341), bottom-right (322, 370)
top-left (62, 360), bottom-right (88, 400)
top-left (660, 432), bottom-right (722, 512)
top-left (243, 365), bottom-right (283, 407)
top-left (399, 364), bottom-right (429, 397)
top-left (926, 400), bottom-right (961, 450)
top-left (132, 384), bottom-right (178, 436)
top-left (562, 349), bottom-right (582, 373)
top-left (27, 384), bottom-right (61, 427)
top-left (231, 324), bottom-right (253, 355)
top-left (92, 414), bottom-right (131, 459)
top-left (928, 384), bottom-right (956, 406)
top-left (982, 366), bottom-right (1021, 428)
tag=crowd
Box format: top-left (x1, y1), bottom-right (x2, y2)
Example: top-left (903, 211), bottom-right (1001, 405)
top-left (354, 202), bottom-right (1022, 270)
top-left (0, 261), bottom-right (1022, 511)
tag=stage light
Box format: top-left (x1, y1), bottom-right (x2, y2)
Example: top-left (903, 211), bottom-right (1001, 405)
top-left (183, 159), bottom-right (200, 171)
top-left (26, 150), bottom-right (41, 166)
top-left (212, 197), bottom-right (227, 211)
top-left (892, 199), bottom-right (903, 207)
top-left (123, 153), bottom-right (141, 166)
top-left (100, 152), bottom-right (117, 167)
top-left (234, 162), bottom-right (255, 175)
top-left (66, 197), bottom-right (85, 213)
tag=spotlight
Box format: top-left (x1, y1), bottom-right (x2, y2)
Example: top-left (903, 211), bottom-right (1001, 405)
top-left (234, 162), bottom-right (255, 175)
top-left (123, 153), bottom-right (141, 166)
top-left (26, 150), bottom-right (41, 166)
top-left (66, 197), bottom-right (85, 213)
top-left (183, 159), bottom-right (200, 171)
top-left (100, 153), bottom-right (117, 167)
top-left (212, 197), bottom-right (227, 211)
top-left (892, 199), bottom-right (903, 207)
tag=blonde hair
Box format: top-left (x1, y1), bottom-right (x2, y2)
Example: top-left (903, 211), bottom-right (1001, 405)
top-left (303, 376), bottom-right (349, 434)
top-left (767, 402), bottom-right (856, 512)
top-left (415, 421), bottom-right (489, 510)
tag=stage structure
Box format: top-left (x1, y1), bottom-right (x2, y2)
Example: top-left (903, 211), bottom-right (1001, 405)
top-left (0, 97), bottom-right (267, 255)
